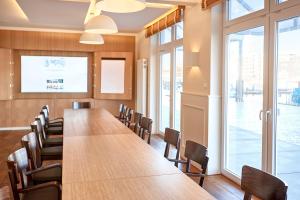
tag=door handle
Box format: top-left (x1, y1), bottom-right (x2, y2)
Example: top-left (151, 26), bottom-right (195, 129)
top-left (259, 110), bottom-right (263, 120)
top-left (265, 110), bottom-right (272, 121)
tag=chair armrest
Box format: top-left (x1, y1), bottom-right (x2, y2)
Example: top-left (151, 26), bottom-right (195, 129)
top-left (185, 172), bottom-right (205, 177)
top-left (25, 163), bottom-right (62, 176)
top-left (50, 118), bottom-right (64, 122)
top-left (19, 181), bottom-right (61, 193)
top-left (168, 159), bottom-right (188, 164)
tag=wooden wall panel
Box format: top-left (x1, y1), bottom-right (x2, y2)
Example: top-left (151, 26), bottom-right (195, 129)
top-left (94, 100), bottom-right (135, 116)
top-left (0, 29), bottom-right (136, 128)
top-left (0, 30), bottom-right (11, 48)
top-left (0, 101), bottom-right (12, 127)
top-left (0, 49), bottom-right (13, 100)
top-left (11, 99), bottom-right (54, 126)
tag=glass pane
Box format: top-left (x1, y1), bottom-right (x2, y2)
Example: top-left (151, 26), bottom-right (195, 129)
top-left (160, 27), bottom-right (172, 45)
top-left (175, 22), bottom-right (183, 40)
top-left (160, 53), bottom-right (171, 132)
top-left (228, 0), bottom-right (264, 20)
top-left (278, 0), bottom-right (288, 3)
top-left (276, 16), bottom-right (300, 200)
top-left (174, 46), bottom-right (183, 131)
top-left (226, 26), bottom-right (264, 176)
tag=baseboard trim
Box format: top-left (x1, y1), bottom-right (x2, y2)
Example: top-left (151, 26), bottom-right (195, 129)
top-left (0, 127), bottom-right (31, 131)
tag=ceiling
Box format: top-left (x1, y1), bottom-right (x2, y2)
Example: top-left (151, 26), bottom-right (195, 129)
top-left (0, 0), bottom-right (197, 33)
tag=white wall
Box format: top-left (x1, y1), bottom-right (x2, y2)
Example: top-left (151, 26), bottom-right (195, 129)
top-left (182, 3), bottom-right (222, 174)
top-left (135, 3), bottom-right (223, 174)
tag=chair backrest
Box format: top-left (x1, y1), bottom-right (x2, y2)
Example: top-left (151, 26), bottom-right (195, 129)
top-left (164, 128), bottom-right (180, 158)
top-left (41, 108), bottom-right (50, 123)
top-left (21, 132), bottom-right (43, 169)
top-left (133, 112), bottom-right (143, 125)
top-left (184, 140), bottom-right (208, 168)
top-left (125, 108), bottom-right (134, 121)
top-left (7, 148), bottom-right (30, 189)
top-left (140, 117), bottom-right (153, 133)
top-left (241, 165), bottom-right (288, 200)
top-left (72, 101), bottom-right (91, 109)
top-left (31, 119), bottom-right (46, 143)
top-left (133, 112), bottom-right (143, 132)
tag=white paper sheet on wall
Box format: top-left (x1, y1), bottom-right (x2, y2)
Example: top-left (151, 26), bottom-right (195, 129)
top-left (100, 59), bottom-right (125, 94)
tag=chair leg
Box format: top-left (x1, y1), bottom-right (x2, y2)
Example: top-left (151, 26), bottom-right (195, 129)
top-left (175, 149), bottom-right (180, 167)
top-left (164, 144), bottom-right (170, 158)
top-left (147, 133), bottom-right (151, 144)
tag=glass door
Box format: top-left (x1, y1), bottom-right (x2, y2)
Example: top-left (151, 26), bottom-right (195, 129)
top-left (159, 52), bottom-right (171, 132)
top-left (273, 15), bottom-right (300, 199)
top-left (224, 26), bottom-right (265, 177)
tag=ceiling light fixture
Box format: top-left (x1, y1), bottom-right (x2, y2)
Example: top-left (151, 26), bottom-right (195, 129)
top-left (79, 33), bottom-right (104, 45)
top-left (84, 14), bottom-right (118, 34)
top-left (95, 0), bottom-right (146, 13)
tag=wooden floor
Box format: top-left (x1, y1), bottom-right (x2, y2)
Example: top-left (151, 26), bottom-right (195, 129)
top-left (0, 130), bottom-right (245, 200)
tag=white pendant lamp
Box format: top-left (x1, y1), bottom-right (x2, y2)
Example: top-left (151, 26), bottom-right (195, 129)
top-left (79, 33), bottom-right (104, 45)
top-left (96, 0), bottom-right (146, 13)
top-left (84, 14), bottom-right (118, 34)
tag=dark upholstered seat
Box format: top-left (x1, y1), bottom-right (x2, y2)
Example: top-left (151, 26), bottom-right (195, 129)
top-left (22, 132), bottom-right (62, 167)
top-left (31, 120), bottom-right (63, 147)
top-left (7, 148), bottom-right (61, 200)
top-left (31, 164), bottom-right (62, 183)
top-left (41, 146), bottom-right (63, 156)
top-left (36, 114), bottom-right (63, 136)
top-left (21, 184), bottom-right (61, 200)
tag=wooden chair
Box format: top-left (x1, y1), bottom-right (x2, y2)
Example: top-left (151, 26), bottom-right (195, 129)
top-left (169, 140), bottom-right (209, 187)
top-left (123, 108), bottom-right (134, 127)
top-left (241, 165), bottom-right (288, 200)
top-left (72, 101), bottom-right (91, 109)
top-left (36, 114), bottom-right (63, 136)
top-left (138, 117), bottom-right (153, 144)
top-left (164, 128), bottom-right (180, 167)
top-left (22, 132), bottom-right (62, 162)
top-left (115, 104), bottom-right (126, 120)
top-left (31, 120), bottom-right (63, 147)
top-left (41, 105), bottom-right (63, 127)
top-left (7, 148), bottom-right (61, 200)
top-left (129, 112), bottom-right (143, 133)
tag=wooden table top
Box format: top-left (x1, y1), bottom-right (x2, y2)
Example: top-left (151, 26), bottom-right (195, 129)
top-left (63, 174), bottom-right (215, 200)
top-left (62, 108), bottom-right (215, 200)
top-left (63, 109), bottom-right (133, 136)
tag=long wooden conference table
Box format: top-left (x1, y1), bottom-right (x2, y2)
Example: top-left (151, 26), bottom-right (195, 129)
top-left (62, 108), bottom-right (215, 200)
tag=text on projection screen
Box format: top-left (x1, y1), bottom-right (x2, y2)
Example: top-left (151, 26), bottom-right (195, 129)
top-left (101, 59), bottom-right (125, 94)
top-left (21, 56), bottom-right (88, 93)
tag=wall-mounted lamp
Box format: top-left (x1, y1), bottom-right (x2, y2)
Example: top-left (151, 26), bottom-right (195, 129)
top-left (186, 51), bottom-right (200, 68)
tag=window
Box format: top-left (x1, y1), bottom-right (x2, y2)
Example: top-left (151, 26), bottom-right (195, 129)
top-left (175, 22), bottom-right (183, 40)
top-left (228, 0), bottom-right (264, 20)
top-left (223, 1), bottom-right (300, 199)
top-left (157, 22), bottom-right (183, 132)
top-left (225, 26), bottom-right (264, 176)
top-left (160, 27), bottom-right (172, 45)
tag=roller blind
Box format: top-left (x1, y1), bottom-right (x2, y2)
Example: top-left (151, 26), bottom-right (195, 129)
top-left (145, 6), bottom-right (185, 38)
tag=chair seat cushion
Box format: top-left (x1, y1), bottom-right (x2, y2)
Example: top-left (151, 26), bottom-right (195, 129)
top-left (44, 137), bottom-right (63, 146)
top-left (46, 126), bottom-right (63, 135)
top-left (41, 146), bottom-right (62, 156)
top-left (22, 186), bottom-right (60, 200)
top-left (32, 167), bottom-right (62, 183)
